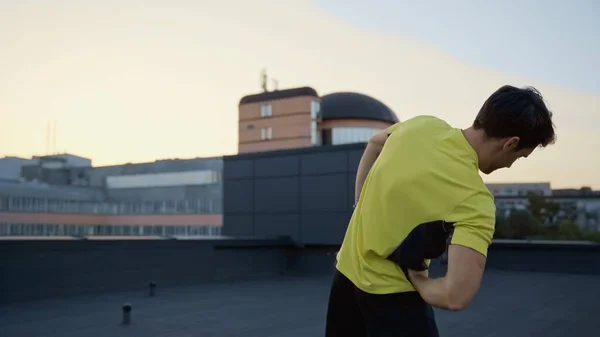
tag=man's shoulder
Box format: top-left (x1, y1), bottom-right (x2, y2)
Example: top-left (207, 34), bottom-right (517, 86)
top-left (400, 115), bottom-right (451, 129)
top-left (387, 115), bottom-right (453, 139)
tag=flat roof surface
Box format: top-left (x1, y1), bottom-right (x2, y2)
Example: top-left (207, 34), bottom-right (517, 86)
top-left (0, 269), bottom-right (597, 337)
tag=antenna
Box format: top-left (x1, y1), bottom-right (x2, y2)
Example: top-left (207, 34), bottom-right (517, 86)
top-left (271, 79), bottom-right (279, 90)
top-left (261, 68), bottom-right (268, 92)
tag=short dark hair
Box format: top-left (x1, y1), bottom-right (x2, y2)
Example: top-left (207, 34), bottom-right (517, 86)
top-left (473, 85), bottom-right (556, 149)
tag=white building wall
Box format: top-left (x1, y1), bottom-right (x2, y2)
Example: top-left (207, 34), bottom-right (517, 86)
top-left (106, 170), bottom-right (221, 189)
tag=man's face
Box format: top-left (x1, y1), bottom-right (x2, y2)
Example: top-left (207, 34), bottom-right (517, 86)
top-left (481, 137), bottom-right (535, 174)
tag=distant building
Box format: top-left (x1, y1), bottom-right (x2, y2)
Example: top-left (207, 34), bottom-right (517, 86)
top-left (485, 182), bottom-right (552, 197)
top-left (238, 86), bottom-right (399, 153)
top-left (0, 156), bottom-right (38, 182)
top-left (0, 155), bottom-right (223, 238)
top-left (487, 182), bottom-right (600, 230)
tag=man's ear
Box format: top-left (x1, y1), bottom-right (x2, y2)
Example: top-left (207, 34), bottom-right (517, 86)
top-left (502, 137), bottom-right (520, 151)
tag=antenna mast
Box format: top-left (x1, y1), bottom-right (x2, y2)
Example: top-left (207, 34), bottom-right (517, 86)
top-left (261, 68), bottom-right (268, 92)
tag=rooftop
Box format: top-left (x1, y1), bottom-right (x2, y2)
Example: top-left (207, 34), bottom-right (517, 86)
top-left (1, 269), bottom-right (597, 337)
top-left (1, 237), bottom-right (598, 337)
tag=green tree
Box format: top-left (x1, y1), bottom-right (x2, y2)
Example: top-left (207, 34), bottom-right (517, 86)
top-left (526, 192), bottom-right (561, 225)
top-left (494, 213), bottom-right (514, 239)
top-left (557, 219), bottom-right (581, 240)
top-left (505, 210), bottom-right (541, 239)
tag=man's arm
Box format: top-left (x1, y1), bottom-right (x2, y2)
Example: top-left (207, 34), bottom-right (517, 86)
top-left (408, 244), bottom-right (486, 311)
top-left (354, 126), bottom-right (393, 203)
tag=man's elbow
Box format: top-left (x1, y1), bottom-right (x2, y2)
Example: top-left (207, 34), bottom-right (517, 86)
top-left (445, 298), bottom-right (469, 311)
top-left (446, 288), bottom-right (473, 311)
top-left (440, 281), bottom-right (475, 311)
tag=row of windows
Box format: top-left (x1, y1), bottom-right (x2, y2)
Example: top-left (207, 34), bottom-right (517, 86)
top-left (0, 196), bottom-right (222, 214)
top-left (259, 126), bottom-right (379, 145)
top-left (0, 223), bottom-right (221, 237)
top-left (331, 127), bottom-right (380, 145)
top-left (106, 170), bottom-right (222, 189)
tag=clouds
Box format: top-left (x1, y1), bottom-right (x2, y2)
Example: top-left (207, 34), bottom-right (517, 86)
top-left (0, 0), bottom-right (597, 187)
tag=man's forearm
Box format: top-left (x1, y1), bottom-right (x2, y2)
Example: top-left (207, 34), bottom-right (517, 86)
top-left (410, 275), bottom-right (461, 311)
top-left (354, 143), bottom-right (381, 201)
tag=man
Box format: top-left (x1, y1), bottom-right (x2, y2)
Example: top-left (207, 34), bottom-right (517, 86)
top-left (325, 85), bottom-right (556, 337)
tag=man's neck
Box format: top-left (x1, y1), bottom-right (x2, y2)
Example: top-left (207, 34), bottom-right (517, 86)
top-left (461, 127), bottom-right (487, 168)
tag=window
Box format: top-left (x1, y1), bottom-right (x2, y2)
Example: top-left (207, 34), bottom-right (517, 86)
top-left (261, 127), bottom-right (272, 140)
top-left (260, 104), bottom-right (272, 117)
top-left (311, 121), bottom-right (320, 145)
top-left (310, 100), bottom-right (321, 146)
top-left (331, 127), bottom-right (380, 145)
top-left (310, 100), bottom-right (320, 119)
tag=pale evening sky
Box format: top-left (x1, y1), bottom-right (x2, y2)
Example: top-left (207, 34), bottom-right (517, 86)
top-left (0, 0), bottom-right (598, 189)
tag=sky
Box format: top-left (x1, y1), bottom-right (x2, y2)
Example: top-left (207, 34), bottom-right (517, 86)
top-left (0, 0), bottom-right (598, 189)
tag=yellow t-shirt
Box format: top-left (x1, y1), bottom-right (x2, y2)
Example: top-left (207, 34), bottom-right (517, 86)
top-left (335, 115), bottom-right (496, 294)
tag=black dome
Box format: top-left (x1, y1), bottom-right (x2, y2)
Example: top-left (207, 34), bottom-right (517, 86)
top-left (319, 92), bottom-right (399, 123)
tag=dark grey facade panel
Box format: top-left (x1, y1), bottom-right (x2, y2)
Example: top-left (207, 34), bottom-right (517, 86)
top-left (222, 214), bottom-right (254, 237)
top-left (253, 177), bottom-right (299, 213)
top-left (224, 179), bottom-right (253, 213)
top-left (300, 175), bottom-right (349, 212)
top-left (223, 143), bottom-right (366, 245)
top-left (253, 155), bottom-right (300, 178)
top-left (254, 214), bottom-right (300, 241)
top-left (300, 212), bottom-right (351, 244)
top-left (223, 158), bottom-right (253, 180)
top-left (347, 150), bottom-right (364, 173)
top-left (300, 151), bottom-right (348, 175)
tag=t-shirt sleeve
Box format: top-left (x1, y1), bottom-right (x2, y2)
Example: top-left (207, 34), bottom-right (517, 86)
top-left (448, 193), bottom-right (496, 257)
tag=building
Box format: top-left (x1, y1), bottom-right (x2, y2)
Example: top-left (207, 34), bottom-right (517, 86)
top-left (486, 182), bottom-right (552, 197)
top-left (238, 86), bottom-right (399, 153)
top-left (0, 156), bottom-right (38, 182)
top-left (487, 182), bottom-right (600, 230)
top-left (0, 83), bottom-right (402, 238)
top-left (0, 155), bottom-right (223, 238)
top-left (3, 82), bottom-right (599, 237)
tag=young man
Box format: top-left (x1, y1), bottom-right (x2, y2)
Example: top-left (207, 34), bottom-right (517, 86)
top-left (325, 85), bottom-right (556, 337)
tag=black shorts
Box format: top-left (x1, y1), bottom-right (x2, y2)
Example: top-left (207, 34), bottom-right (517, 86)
top-left (325, 269), bottom-right (439, 337)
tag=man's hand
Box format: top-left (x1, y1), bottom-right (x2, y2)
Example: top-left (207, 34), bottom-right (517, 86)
top-left (407, 268), bottom-right (429, 281)
top-left (408, 244), bottom-right (486, 311)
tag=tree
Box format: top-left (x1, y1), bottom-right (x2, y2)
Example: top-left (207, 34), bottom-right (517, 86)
top-left (505, 210), bottom-right (541, 239)
top-left (557, 219), bottom-right (582, 240)
top-left (494, 214), bottom-right (514, 239)
top-left (526, 192), bottom-right (561, 225)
